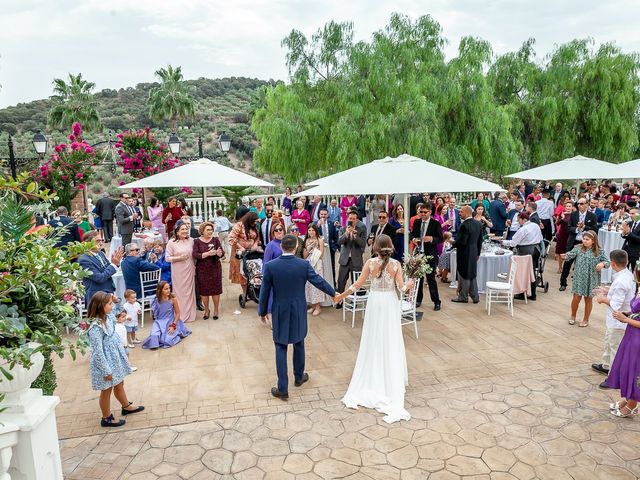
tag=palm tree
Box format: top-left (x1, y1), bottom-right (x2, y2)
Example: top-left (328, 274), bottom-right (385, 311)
top-left (148, 65), bottom-right (195, 132)
top-left (48, 73), bottom-right (102, 131)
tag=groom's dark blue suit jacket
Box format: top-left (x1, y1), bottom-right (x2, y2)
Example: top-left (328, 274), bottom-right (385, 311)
top-left (259, 254), bottom-right (336, 345)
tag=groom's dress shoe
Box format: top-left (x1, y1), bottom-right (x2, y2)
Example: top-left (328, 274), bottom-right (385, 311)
top-left (451, 298), bottom-right (468, 303)
top-left (271, 387), bottom-right (289, 400)
top-left (295, 373), bottom-right (309, 387)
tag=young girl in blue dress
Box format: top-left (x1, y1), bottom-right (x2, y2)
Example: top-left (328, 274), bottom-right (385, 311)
top-left (142, 281), bottom-right (192, 349)
top-left (87, 292), bottom-right (144, 427)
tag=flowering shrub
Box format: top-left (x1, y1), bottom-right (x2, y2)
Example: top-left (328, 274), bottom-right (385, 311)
top-left (115, 127), bottom-right (182, 179)
top-left (31, 122), bottom-right (96, 210)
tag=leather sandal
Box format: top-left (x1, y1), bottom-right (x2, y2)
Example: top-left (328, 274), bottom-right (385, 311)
top-left (611, 405), bottom-right (639, 418)
top-left (578, 321), bottom-right (589, 327)
top-left (101, 414), bottom-right (125, 427)
top-left (610, 400), bottom-right (626, 411)
top-left (568, 318), bottom-right (576, 325)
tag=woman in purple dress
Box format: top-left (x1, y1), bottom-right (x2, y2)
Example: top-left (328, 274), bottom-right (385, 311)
top-left (142, 281), bottom-right (191, 349)
top-left (192, 222), bottom-right (224, 320)
top-left (608, 295), bottom-right (640, 417)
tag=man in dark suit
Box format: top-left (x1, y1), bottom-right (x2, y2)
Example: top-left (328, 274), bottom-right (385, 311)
top-left (115, 193), bottom-right (138, 247)
top-left (622, 207), bottom-right (640, 271)
top-left (451, 206), bottom-right (483, 303)
top-left (336, 210), bottom-right (367, 307)
top-left (78, 230), bottom-right (123, 303)
top-left (356, 195), bottom-right (367, 221)
top-left (489, 192), bottom-right (508, 236)
top-left (552, 182), bottom-right (567, 206)
top-left (259, 235), bottom-right (337, 399)
top-left (559, 198), bottom-right (599, 290)
top-left (410, 203), bottom-right (442, 311)
top-left (50, 206), bottom-right (82, 248)
top-left (369, 210), bottom-right (397, 248)
top-left (316, 207), bottom-right (339, 284)
top-left (120, 242), bottom-right (161, 298)
top-left (260, 204), bottom-right (276, 246)
top-left (409, 194), bottom-right (423, 218)
top-left (307, 195), bottom-right (327, 224)
top-left (95, 192), bottom-right (116, 242)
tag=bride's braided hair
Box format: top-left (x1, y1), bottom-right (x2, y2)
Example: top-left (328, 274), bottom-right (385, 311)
top-left (372, 234), bottom-right (395, 278)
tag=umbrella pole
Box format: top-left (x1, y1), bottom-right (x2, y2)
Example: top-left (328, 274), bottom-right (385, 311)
top-left (404, 193), bottom-right (410, 260)
top-left (202, 187), bottom-right (207, 222)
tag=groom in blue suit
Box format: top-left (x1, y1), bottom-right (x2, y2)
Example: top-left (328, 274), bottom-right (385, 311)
top-left (259, 234), bottom-right (338, 399)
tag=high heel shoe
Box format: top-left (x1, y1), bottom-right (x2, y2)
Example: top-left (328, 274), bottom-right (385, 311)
top-left (312, 308), bottom-right (321, 316)
top-left (203, 311), bottom-right (210, 320)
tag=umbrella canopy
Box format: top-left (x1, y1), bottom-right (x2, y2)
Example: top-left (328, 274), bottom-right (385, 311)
top-left (119, 157), bottom-right (274, 189)
top-left (298, 154), bottom-right (504, 196)
top-left (506, 155), bottom-right (618, 181)
top-left (613, 158), bottom-right (640, 179)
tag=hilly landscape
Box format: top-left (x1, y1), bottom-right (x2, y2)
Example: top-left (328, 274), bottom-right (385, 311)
top-left (0, 77), bottom-right (281, 198)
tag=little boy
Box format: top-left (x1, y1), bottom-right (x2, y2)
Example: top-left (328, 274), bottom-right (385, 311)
top-left (594, 249), bottom-right (635, 388)
top-left (123, 289), bottom-right (142, 348)
top-left (114, 306), bottom-right (137, 372)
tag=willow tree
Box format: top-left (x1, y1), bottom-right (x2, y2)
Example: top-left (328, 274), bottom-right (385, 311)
top-left (148, 65), bottom-right (195, 132)
top-left (48, 73), bottom-right (102, 131)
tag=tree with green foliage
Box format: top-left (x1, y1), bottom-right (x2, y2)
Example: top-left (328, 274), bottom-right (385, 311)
top-left (148, 65), bottom-right (195, 132)
top-left (48, 73), bottom-right (102, 132)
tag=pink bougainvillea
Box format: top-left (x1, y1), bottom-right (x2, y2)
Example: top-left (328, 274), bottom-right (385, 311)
top-left (115, 127), bottom-right (182, 180)
top-left (31, 122), bottom-right (96, 210)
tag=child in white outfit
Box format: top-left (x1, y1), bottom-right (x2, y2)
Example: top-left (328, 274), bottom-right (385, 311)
top-left (123, 289), bottom-right (142, 348)
top-left (115, 308), bottom-right (137, 372)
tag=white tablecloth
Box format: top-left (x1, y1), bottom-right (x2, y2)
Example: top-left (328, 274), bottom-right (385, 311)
top-left (450, 249), bottom-right (513, 294)
top-left (598, 228), bottom-right (625, 283)
top-left (113, 271), bottom-right (126, 301)
top-left (109, 232), bottom-right (163, 257)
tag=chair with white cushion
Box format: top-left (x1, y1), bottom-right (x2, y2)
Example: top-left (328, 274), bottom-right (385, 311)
top-left (485, 259), bottom-right (517, 316)
top-left (400, 279), bottom-right (420, 339)
top-left (139, 269), bottom-right (161, 328)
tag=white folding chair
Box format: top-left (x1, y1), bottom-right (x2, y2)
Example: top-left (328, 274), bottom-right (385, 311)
top-left (139, 270), bottom-right (161, 328)
top-left (400, 279), bottom-right (420, 339)
top-left (343, 270), bottom-right (371, 328)
top-left (485, 259), bottom-right (517, 316)
top-left (67, 296), bottom-right (87, 334)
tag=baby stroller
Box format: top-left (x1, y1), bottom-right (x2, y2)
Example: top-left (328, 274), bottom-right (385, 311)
top-left (239, 250), bottom-right (263, 308)
top-left (535, 239), bottom-right (551, 293)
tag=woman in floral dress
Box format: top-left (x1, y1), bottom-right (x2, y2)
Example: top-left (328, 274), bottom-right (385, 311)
top-left (561, 230), bottom-right (609, 327)
top-left (304, 224), bottom-right (327, 315)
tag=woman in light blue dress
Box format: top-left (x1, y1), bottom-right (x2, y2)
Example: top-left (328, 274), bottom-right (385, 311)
top-left (87, 292), bottom-right (144, 427)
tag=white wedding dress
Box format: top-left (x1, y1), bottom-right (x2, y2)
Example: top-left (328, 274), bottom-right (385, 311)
top-left (342, 257), bottom-right (411, 423)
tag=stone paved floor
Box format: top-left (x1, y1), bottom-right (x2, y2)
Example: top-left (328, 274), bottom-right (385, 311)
top-left (57, 260), bottom-right (640, 479)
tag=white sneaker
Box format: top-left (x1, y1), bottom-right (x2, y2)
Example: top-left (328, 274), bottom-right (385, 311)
top-left (130, 366), bottom-right (138, 372)
top-left (128, 343), bottom-right (135, 349)
top-left (132, 339), bottom-right (141, 344)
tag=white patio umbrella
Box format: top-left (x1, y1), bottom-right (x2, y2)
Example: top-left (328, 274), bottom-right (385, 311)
top-left (506, 155), bottom-right (618, 180)
top-left (120, 157), bottom-right (274, 220)
top-left (612, 158), bottom-right (640, 179)
top-left (297, 153), bottom-right (505, 254)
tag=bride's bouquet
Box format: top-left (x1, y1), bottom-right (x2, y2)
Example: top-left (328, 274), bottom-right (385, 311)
top-left (402, 252), bottom-right (433, 279)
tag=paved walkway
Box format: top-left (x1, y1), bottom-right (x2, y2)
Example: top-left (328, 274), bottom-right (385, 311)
top-left (57, 262), bottom-right (640, 478)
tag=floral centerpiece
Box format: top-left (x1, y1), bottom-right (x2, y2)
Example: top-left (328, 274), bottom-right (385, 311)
top-left (402, 252), bottom-right (433, 279)
top-left (30, 122), bottom-right (96, 211)
top-left (115, 127), bottom-right (182, 179)
top-left (0, 174), bottom-right (89, 396)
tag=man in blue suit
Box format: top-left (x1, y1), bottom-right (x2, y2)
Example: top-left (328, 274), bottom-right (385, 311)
top-left (78, 230), bottom-right (123, 303)
top-left (259, 234), bottom-right (339, 399)
top-left (120, 243), bottom-right (161, 298)
top-left (315, 207), bottom-right (339, 285)
top-left (489, 192), bottom-right (508, 236)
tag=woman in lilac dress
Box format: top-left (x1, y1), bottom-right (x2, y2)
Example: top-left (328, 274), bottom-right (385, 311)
top-left (147, 197), bottom-right (165, 241)
top-left (165, 220), bottom-right (196, 322)
top-left (607, 295), bottom-right (640, 417)
top-left (143, 281), bottom-right (191, 349)
top-left (262, 224), bottom-right (285, 314)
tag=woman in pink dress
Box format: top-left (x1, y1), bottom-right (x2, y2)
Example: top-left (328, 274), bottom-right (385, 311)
top-left (434, 203), bottom-right (449, 255)
top-left (340, 195), bottom-right (358, 225)
top-left (147, 197), bottom-right (165, 241)
top-left (291, 200), bottom-right (311, 236)
top-left (165, 220), bottom-right (197, 323)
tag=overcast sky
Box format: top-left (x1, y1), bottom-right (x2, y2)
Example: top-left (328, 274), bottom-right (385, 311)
top-left (0, 0), bottom-right (638, 108)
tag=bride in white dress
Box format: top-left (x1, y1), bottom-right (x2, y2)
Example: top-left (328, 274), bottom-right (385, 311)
top-left (335, 234), bottom-right (414, 423)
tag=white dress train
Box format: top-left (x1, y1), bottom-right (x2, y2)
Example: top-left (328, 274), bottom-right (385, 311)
top-left (342, 257), bottom-right (411, 423)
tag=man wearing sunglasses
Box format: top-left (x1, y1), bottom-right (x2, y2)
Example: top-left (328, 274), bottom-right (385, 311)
top-left (260, 204), bottom-right (276, 245)
top-left (369, 211), bottom-right (397, 250)
top-left (559, 198), bottom-right (598, 291)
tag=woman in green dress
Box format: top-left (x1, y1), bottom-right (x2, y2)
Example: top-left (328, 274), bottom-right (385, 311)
top-left (561, 230), bottom-right (609, 327)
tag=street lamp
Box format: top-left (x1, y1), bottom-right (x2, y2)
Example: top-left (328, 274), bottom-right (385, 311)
top-left (218, 131), bottom-right (231, 153)
top-left (168, 133), bottom-right (181, 155)
top-left (32, 131), bottom-right (48, 155)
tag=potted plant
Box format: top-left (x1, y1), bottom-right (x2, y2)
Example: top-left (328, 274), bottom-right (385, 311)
top-left (0, 174), bottom-right (88, 398)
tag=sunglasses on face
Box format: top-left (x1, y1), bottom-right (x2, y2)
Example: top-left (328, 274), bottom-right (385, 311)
top-left (291, 228), bottom-right (299, 232)
top-left (274, 228), bottom-right (284, 233)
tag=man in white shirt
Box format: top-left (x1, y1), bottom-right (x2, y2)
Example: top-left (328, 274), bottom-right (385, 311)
top-left (505, 200), bottom-right (524, 240)
top-left (536, 189), bottom-right (555, 242)
top-left (502, 211), bottom-right (543, 300)
top-left (553, 183), bottom-right (566, 206)
top-left (593, 250), bottom-right (635, 389)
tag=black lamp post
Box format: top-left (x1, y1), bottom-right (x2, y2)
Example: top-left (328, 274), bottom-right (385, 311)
top-left (7, 131), bottom-right (49, 180)
top-left (218, 131), bottom-right (231, 153)
top-left (198, 136), bottom-right (204, 158)
top-left (168, 133), bottom-right (181, 155)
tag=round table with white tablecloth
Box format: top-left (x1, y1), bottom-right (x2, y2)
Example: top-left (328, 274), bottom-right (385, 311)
top-left (449, 249), bottom-right (513, 294)
top-left (113, 270), bottom-right (126, 301)
top-left (598, 228), bottom-right (625, 283)
top-left (109, 232), bottom-right (163, 257)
